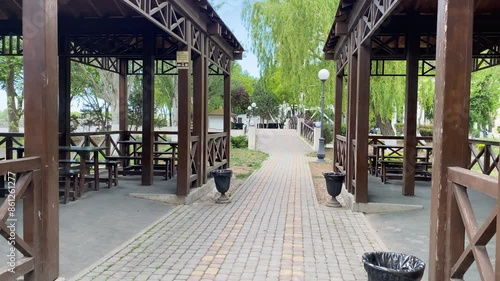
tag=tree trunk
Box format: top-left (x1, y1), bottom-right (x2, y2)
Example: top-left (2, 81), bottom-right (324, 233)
top-left (375, 113), bottom-right (394, 136)
top-left (6, 67), bottom-right (20, 133)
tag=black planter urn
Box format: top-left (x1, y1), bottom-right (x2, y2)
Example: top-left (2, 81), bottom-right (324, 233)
top-left (323, 172), bottom-right (345, 208)
top-left (212, 169), bottom-right (232, 204)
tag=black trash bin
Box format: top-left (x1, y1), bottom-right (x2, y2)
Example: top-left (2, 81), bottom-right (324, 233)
top-left (212, 169), bottom-right (232, 204)
top-left (362, 252), bottom-right (426, 281)
top-left (323, 172), bottom-right (345, 208)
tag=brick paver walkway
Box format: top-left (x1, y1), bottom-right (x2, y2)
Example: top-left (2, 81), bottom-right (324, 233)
top-left (75, 130), bottom-right (385, 281)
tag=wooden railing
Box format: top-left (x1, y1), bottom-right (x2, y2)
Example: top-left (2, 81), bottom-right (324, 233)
top-left (301, 123), bottom-right (314, 145)
top-left (468, 139), bottom-right (500, 176)
top-left (445, 167), bottom-right (498, 280)
top-left (207, 132), bottom-right (229, 173)
top-left (0, 157), bottom-right (42, 281)
top-left (335, 135), bottom-right (347, 173)
top-left (190, 136), bottom-right (199, 183)
top-left (70, 131), bottom-right (122, 159)
top-left (154, 131), bottom-right (178, 142)
top-left (0, 133), bottom-right (24, 159)
top-left (368, 135), bottom-right (433, 146)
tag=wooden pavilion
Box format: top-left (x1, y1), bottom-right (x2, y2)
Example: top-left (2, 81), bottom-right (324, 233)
top-left (324, 0), bottom-right (500, 280)
top-left (0, 0), bottom-right (242, 280)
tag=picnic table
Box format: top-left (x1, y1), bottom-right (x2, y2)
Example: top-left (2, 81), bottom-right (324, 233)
top-left (371, 144), bottom-right (433, 183)
top-left (110, 140), bottom-right (178, 179)
top-left (8, 145), bottom-right (108, 200)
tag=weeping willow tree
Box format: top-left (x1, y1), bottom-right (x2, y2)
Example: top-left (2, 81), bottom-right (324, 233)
top-left (242, 0), bottom-right (338, 108)
top-left (369, 62), bottom-right (406, 135)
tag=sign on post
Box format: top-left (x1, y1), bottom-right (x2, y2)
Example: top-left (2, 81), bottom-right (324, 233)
top-left (176, 51), bottom-right (190, 69)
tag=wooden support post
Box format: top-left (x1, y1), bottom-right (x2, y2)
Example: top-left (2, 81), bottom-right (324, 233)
top-left (202, 37), bottom-right (209, 184)
top-left (333, 69), bottom-right (344, 172)
top-left (354, 42), bottom-right (370, 204)
top-left (224, 65), bottom-right (231, 167)
top-left (346, 52), bottom-right (358, 194)
top-left (177, 20), bottom-right (192, 196)
top-left (58, 39), bottom-right (71, 160)
top-left (141, 32), bottom-right (155, 186)
top-left (402, 26), bottom-right (419, 196)
top-left (23, 0), bottom-right (59, 279)
top-left (119, 59), bottom-right (128, 139)
top-left (429, 0), bottom-right (473, 280)
top-left (193, 37), bottom-right (205, 188)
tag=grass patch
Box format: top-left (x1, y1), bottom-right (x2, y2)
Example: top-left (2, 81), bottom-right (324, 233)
top-left (307, 148), bottom-right (334, 159)
top-left (230, 148), bottom-right (268, 180)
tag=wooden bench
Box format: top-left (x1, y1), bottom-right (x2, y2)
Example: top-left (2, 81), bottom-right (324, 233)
top-left (59, 159), bottom-right (120, 188)
top-left (374, 156), bottom-right (429, 177)
top-left (59, 168), bottom-right (80, 204)
top-left (106, 155), bottom-right (175, 179)
top-left (380, 160), bottom-right (432, 183)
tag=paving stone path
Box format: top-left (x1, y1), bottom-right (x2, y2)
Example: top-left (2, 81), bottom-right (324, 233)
top-left (74, 130), bottom-right (385, 281)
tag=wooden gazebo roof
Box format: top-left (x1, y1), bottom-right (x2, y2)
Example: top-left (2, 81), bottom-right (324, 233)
top-left (1, 0), bottom-right (243, 51)
top-left (324, 0), bottom-right (500, 75)
top-left (0, 0), bottom-right (243, 75)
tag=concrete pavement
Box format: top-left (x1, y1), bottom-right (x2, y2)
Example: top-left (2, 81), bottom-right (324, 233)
top-left (74, 129), bottom-right (386, 281)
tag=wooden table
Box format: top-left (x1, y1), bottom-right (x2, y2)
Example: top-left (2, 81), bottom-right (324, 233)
top-left (372, 144), bottom-right (433, 177)
top-left (10, 146), bottom-right (107, 193)
top-left (59, 146), bottom-right (107, 192)
top-left (114, 140), bottom-right (178, 178)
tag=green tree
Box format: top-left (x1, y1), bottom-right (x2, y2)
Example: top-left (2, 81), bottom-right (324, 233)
top-left (369, 62), bottom-right (406, 135)
top-left (231, 87), bottom-right (250, 114)
top-left (253, 83), bottom-right (278, 121)
top-left (127, 79), bottom-right (143, 131)
top-left (469, 66), bottom-right (500, 133)
top-left (418, 77), bottom-right (435, 123)
top-left (155, 75), bottom-right (177, 126)
top-left (243, 0), bottom-right (338, 107)
top-left (0, 55), bottom-right (23, 132)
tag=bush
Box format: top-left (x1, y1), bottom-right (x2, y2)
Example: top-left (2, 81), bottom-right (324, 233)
top-left (341, 123), bottom-right (347, 136)
top-left (394, 123), bottom-right (405, 135)
top-left (231, 135), bottom-right (248, 148)
top-left (418, 124), bottom-right (433, 137)
top-left (323, 125), bottom-right (333, 144)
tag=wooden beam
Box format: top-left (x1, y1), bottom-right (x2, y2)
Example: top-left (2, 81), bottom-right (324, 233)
top-left (354, 42), bottom-right (370, 204)
top-left (208, 23), bottom-right (221, 35)
top-left (333, 0), bottom-right (402, 60)
top-left (429, 0), bottom-right (474, 280)
top-left (223, 65), bottom-right (231, 168)
top-left (177, 20), bottom-right (192, 196)
top-left (58, 37), bottom-right (71, 161)
top-left (203, 36), bottom-right (209, 184)
top-left (333, 69), bottom-right (344, 172)
top-left (193, 40), bottom-right (205, 188)
top-left (346, 51), bottom-right (358, 194)
top-left (233, 51), bottom-right (243, 60)
top-left (22, 0), bottom-right (59, 279)
top-left (325, 53), bottom-right (335, 61)
top-left (335, 21), bottom-right (348, 35)
top-left (119, 59), bottom-right (128, 133)
top-left (402, 23), bottom-right (419, 196)
top-left (141, 32), bottom-right (155, 186)
top-left (119, 59), bottom-right (129, 158)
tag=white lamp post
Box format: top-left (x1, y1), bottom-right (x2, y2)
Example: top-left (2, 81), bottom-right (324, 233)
top-left (248, 103), bottom-right (257, 126)
top-left (317, 69), bottom-right (330, 162)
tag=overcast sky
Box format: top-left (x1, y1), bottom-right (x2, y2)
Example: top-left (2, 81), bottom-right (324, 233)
top-left (0, 1), bottom-right (259, 111)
